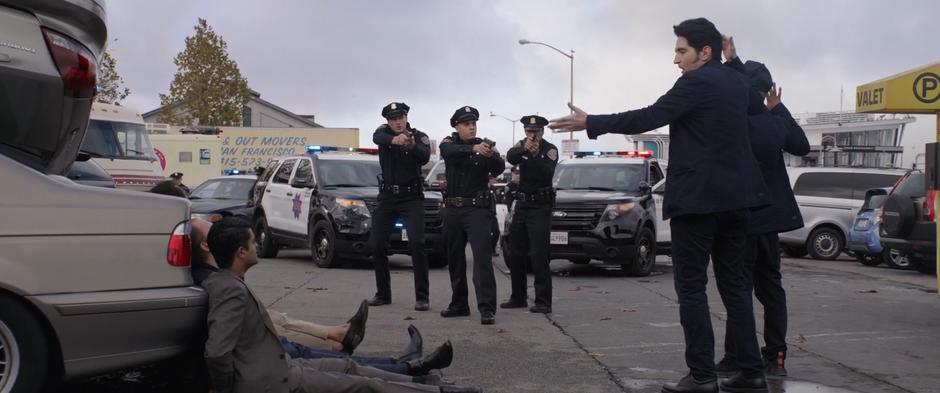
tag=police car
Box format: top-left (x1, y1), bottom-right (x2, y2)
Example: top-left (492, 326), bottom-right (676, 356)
top-left (502, 150), bottom-right (669, 276)
top-left (251, 146), bottom-right (445, 268)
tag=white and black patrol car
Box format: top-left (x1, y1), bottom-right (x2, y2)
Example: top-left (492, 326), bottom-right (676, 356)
top-left (251, 146), bottom-right (445, 268)
top-left (501, 150), bottom-right (670, 276)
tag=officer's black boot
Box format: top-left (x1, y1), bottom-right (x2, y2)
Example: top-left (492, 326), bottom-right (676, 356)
top-left (661, 373), bottom-right (718, 393)
top-left (763, 350), bottom-right (788, 378)
top-left (719, 371), bottom-right (767, 393)
top-left (715, 355), bottom-right (740, 377)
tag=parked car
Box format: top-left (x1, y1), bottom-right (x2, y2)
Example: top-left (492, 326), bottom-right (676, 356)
top-left (252, 148), bottom-right (446, 267)
top-left (846, 188), bottom-right (910, 267)
top-left (779, 167), bottom-right (905, 260)
top-left (0, 2), bottom-right (206, 392)
top-left (189, 174), bottom-right (258, 222)
top-left (880, 170), bottom-right (937, 274)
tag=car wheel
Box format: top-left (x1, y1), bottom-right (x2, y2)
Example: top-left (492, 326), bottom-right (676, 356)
top-left (909, 256), bottom-right (936, 275)
top-left (623, 227), bottom-right (656, 277)
top-left (806, 227), bottom-right (844, 260)
top-left (254, 216), bottom-right (279, 258)
top-left (0, 296), bottom-right (49, 393)
top-left (310, 220), bottom-right (340, 268)
top-left (855, 253), bottom-right (882, 267)
top-left (881, 247), bottom-right (910, 269)
top-left (781, 244), bottom-right (808, 258)
top-left (428, 254), bottom-right (448, 268)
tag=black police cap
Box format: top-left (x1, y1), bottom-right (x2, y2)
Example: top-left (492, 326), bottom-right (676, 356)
top-left (744, 60), bottom-right (774, 93)
top-left (450, 106), bottom-right (480, 127)
top-left (170, 172), bottom-right (184, 178)
top-left (381, 102), bottom-right (410, 118)
top-left (521, 115), bottom-right (548, 129)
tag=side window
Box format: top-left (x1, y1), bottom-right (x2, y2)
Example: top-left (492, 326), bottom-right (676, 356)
top-left (274, 159), bottom-right (296, 184)
top-left (649, 163), bottom-right (664, 184)
top-left (793, 172), bottom-right (853, 199)
top-left (851, 173), bottom-right (904, 199)
top-left (295, 159), bottom-right (313, 183)
top-left (261, 162), bottom-right (277, 182)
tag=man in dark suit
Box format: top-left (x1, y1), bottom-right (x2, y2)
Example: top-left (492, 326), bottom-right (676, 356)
top-left (202, 217), bottom-right (481, 393)
top-left (550, 17), bottom-right (768, 393)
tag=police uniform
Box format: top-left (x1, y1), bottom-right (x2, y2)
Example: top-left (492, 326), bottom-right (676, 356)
top-left (439, 106), bottom-right (505, 325)
top-left (367, 102), bottom-right (432, 311)
top-left (170, 171), bottom-right (191, 195)
top-left (503, 115), bottom-right (558, 313)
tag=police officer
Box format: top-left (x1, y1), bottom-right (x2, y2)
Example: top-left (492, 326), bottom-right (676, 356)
top-left (169, 171), bottom-right (191, 195)
top-left (502, 115), bottom-right (558, 314)
top-left (439, 106), bottom-right (505, 325)
top-left (367, 102), bottom-right (432, 311)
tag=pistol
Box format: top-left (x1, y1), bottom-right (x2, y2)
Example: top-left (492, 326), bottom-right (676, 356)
top-left (482, 138), bottom-right (496, 148)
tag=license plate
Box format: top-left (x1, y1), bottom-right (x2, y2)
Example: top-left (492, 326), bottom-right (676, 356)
top-left (550, 231), bottom-right (568, 245)
top-left (401, 228), bottom-right (408, 242)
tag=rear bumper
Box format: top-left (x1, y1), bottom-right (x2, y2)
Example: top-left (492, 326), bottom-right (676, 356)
top-left (549, 232), bottom-right (638, 262)
top-left (29, 286), bottom-right (207, 379)
top-left (881, 221), bottom-right (936, 262)
top-left (847, 228), bottom-right (882, 254)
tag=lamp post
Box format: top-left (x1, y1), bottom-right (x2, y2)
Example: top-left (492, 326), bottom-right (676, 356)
top-left (518, 38), bottom-right (575, 141)
top-left (489, 112), bottom-right (518, 142)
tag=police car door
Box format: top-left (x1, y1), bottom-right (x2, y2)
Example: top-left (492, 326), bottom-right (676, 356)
top-left (285, 158), bottom-right (316, 236)
top-left (263, 158), bottom-right (297, 232)
top-left (651, 162), bottom-right (670, 245)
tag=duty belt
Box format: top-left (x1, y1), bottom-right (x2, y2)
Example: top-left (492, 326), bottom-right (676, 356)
top-left (379, 182), bottom-right (423, 195)
top-left (444, 195), bottom-right (492, 208)
top-left (515, 189), bottom-right (555, 204)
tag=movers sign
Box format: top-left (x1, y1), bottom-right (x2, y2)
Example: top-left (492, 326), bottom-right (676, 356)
top-left (216, 127), bottom-right (359, 171)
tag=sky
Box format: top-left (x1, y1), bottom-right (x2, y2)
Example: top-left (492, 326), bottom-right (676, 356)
top-left (105, 0), bottom-right (940, 152)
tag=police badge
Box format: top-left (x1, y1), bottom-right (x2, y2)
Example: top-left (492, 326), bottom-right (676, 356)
top-left (547, 148), bottom-right (558, 161)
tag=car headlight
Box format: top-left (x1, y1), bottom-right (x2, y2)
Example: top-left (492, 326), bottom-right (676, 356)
top-left (600, 203), bottom-right (635, 222)
top-left (854, 218), bottom-right (871, 230)
top-left (191, 213), bottom-right (222, 222)
top-left (330, 198), bottom-right (371, 234)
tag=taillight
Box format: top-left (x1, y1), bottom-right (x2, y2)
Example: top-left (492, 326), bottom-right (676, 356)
top-left (167, 221), bottom-right (192, 267)
top-left (41, 28), bottom-right (97, 98)
top-left (924, 190), bottom-right (936, 222)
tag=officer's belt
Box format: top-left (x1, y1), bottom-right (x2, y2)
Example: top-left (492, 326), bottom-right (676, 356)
top-left (379, 182), bottom-right (423, 195)
top-left (444, 196), bottom-right (491, 208)
top-left (516, 188), bottom-right (555, 204)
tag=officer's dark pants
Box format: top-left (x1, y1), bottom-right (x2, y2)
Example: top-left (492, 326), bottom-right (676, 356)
top-left (443, 206), bottom-right (497, 314)
top-left (368, 197), bottom-right (428, 303)
top-left (507, 203), bottom-right (553, 307)
top-left (669, 209), bottom-right (763, 381)
top-left (723, 232), bottom-right (788, 360)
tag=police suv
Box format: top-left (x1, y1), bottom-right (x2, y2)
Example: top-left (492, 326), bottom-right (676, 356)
top-left (503, 151), bottom-right (669, 276)
top-left (252, 146), bottom-right (445, 267)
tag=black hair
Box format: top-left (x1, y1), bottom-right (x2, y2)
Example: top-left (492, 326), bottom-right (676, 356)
top-left (673, 18), bottom-right (722, 61)
top-left (150, 180), bottom-right (187, 198)
top-left (206, 217), bottom-right (253, 269)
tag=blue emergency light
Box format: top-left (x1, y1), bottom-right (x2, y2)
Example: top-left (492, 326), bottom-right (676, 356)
top-left (223, 169), bottom-right (243, 175)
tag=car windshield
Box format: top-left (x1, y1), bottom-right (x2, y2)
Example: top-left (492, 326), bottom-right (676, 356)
top-left (426, 161), bottom-right (445, 182)
top-left (554, 163), bottom-right (644, 193)
top-left (81, 120), bottom-right (156, 160)
top-left (319, 159), bottom-right (381, 187)
top-left (190, 178), bottom-right (255, 200)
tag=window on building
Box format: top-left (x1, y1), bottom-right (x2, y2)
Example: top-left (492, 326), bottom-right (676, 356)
top-left (179, 151), bottom-right (193, 162)
top-left (242, 106), bottom-right (252, 127)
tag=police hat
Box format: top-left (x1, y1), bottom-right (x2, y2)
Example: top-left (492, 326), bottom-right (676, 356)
top-left (381, 102), bottom-right (410, 118)
top-left (744, 60), bottom-right (774, 93)
top-left (170, 172), bottom-right (184, 179)
top-left (450, 106), bottom-right (480, 127)
top-left (521, 115), bottom-right (548, 130)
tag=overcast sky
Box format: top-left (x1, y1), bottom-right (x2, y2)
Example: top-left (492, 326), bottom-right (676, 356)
top-left (107, 0), bottom-right (939, 151)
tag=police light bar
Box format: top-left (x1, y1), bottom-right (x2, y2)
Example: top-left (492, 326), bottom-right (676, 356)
top-left (223, 169), bottom-right (243, 175)
top-left (306, 145), bottom-right (354, 153)
top-left (573, 150), bottom-right (653, 158)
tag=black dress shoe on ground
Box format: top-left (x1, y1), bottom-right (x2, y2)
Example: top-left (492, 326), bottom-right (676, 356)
top-left (499, 298), bottom-right (527, 309)
top-left (340, 299), bottom-right (368, 354)
top-left (396, 324), bottom-right (423, 363)
top-left (719, 372), bottom-right (767, 393)
top-left (480, 312), bottom-right (495, 325)
top-left (440, 306), bottom-right (471, 318)
top-left (661, 374), bottom-right (718, 393)
top-left (439, 385), bottom-right (483, 393)
top-left (406, 340), bottom-right (453, 375)
top-left (715, 355), bottom-right (740, 377)
top-left (414, 300), bottom-right (430, 311)
top-left (529, 304), bottom-right (552, 314)
top-left (366, 295), bottom-right (391, 306)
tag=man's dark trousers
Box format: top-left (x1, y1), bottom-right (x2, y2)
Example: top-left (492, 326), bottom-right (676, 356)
top-left (279, 337), bottom-right (409, 374)
top-left (670, 209), bottom-right (764, 380)
top-left (723, 232), bottom-right (787, 359)
top-left (443, 206), bottom-right (497, 313)
top-left (507, 203), bottom-right (552, 307)
top-left (369, 198), bottom-right (428, 303)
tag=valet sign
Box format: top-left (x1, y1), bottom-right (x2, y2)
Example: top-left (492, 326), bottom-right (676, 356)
top-left (856, 61), bottom-right (940, 114)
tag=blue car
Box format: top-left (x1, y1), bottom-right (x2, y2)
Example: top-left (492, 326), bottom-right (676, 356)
top-left (847, 187), bottom-right (897, 266)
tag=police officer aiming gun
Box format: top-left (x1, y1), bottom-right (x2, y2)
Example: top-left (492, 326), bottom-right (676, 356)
top-left (439, 106), bottom-right (505, 325)
top-left (368, 102), bottom-right (433, 311)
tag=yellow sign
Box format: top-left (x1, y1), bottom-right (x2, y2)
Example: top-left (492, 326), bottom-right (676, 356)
top-left (856, 61), bottom-right (940, 114)
top-left (216, 127), bottom-right (359, 171)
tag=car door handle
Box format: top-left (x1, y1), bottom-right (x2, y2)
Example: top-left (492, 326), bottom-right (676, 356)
top-left (265, 189), bottom-right (272, 193)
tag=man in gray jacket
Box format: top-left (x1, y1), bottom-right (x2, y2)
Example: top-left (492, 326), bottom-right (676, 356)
top-left (203, 217), bottom-right (482, 393)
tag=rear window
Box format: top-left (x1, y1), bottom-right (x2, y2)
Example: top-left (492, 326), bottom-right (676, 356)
top-left (793, 172), bottom-right (900, 200)
top-left (892, 172), bottom-right (925, 197)
top-left (862, 194), bottom-right (887, 210)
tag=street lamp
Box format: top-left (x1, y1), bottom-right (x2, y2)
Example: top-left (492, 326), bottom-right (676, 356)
top-left (518, 38), bottom-right (575, 141)
top-left (489, 112), bottom-right (518, 142)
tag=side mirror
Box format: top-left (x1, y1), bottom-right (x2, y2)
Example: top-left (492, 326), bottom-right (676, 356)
top-left (76, 151), bottom-right (91, 162)
top-left (638, 181), bottom-right (651, 194)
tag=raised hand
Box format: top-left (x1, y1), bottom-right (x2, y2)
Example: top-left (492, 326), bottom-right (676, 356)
top-left (763, 84), bottom-right (782, 110)
top-left (548, 102), bottom-right (588, 132)
top-left (722, 35), bottom-right (737, 62)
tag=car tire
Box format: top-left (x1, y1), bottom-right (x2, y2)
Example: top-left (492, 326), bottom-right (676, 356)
top-left (310, 220), bottom-right (340, 268)
top-left (855, 253), bottom-right (882, 266)
top-left (909, 256), bottom-right (937, 275)
top-left (881, 247), bottom-right (910, 269)
top-left (0, 296), bottom-right (49, 393)
top-left (254, 216), bottom-right (279, 258)
top-left (781, 244), bottom-right (808, 258)
top-left (881, 193), bottom-right (916, 238)
top-left (428, 254), bottom-right (448, 268)
top-left (806, 227), bottom-right (844, 260)
top-left (623, 227), bottom-right (656, 277)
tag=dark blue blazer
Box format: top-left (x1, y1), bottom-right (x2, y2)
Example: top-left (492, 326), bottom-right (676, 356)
top-left (586, 59), bottom-right (768, 219)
